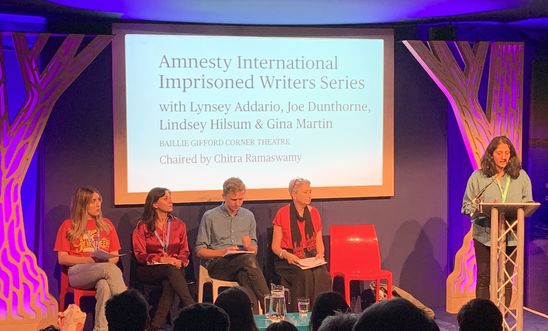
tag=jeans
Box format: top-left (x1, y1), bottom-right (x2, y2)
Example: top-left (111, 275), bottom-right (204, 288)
top-left (68, 263), bottom-right (127, 331)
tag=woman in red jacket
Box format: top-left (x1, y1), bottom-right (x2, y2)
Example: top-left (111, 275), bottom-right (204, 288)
top-left (132, 187), bottom-right (195, 331)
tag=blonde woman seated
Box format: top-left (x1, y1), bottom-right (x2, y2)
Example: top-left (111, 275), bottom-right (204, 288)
top-left (54, 187), bottom-right (126, 331)
top-left (271, 178), bottom-right (331, 312)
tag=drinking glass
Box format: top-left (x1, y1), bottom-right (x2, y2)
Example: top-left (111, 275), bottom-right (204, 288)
top-left (264, 295), bottom-right (273, 319)
top-left (297, 297), bottom-right (310, 315)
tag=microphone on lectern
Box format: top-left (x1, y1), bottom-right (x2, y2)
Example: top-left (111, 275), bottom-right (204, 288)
top-left (470, 176), bottom-right (497, 216)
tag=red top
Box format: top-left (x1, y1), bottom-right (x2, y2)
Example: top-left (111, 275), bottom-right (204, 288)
top-left (272, 204), bottom-right (322, 251)
top-left (54, 218), bottom-right (121, 256)
top-left (132, 215), bottom-right (190, 266)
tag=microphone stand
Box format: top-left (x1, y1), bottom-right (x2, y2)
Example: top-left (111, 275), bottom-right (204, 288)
top-left (470, 176), bottom-right (497, 216)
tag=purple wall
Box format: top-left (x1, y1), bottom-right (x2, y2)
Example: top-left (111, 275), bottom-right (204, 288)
top-left (38, 42), bottom-right (450, 308)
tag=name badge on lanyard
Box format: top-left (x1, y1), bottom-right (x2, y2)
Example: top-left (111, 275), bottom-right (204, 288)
top-left (497, 176), bottom-right (511, 203)
top-left (154, 220), bottom-right (171, 253)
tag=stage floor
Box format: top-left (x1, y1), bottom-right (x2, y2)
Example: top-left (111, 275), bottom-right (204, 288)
top-left (433, 307), bottom-right (548, 331)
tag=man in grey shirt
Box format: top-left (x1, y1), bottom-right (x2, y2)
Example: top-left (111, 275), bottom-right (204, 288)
top-left (195, 177), bottom-right (269, 313)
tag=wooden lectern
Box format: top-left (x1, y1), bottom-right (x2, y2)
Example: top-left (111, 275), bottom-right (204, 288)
top-left (479, 202), bottom-right (540, 331)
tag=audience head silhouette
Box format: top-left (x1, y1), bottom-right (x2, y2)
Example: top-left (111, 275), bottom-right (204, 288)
top-left (265, 320), bottom-right (298, 331)
top-left (318, 312), bottom-right (359, 331)
top-left (353, 297), bottom-right (439, 331)
top-left (106, 289), bottom-right (149, 331)
top-left (214, 286), bottom-right (259, 331)
top-left (360, 288), bottom-right (376, 311)
top-left (310, 291), bottom-right (350, 331)
top-left (457, 298), bottom-right (502, 331)
top-left (174, 302), bottom-right (230, 331)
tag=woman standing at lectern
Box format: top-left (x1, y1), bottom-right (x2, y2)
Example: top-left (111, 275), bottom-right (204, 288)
top-left (462, 136), bottom-right (532, 304)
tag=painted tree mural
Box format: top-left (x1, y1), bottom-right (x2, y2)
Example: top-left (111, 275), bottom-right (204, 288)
top-left (0, 32), bottom-right (111, 329)
top-left (402, 41), bottom-right (524, 312)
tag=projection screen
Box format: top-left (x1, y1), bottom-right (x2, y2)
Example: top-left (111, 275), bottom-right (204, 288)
top-left (112, 24), bottom-right (394, 204)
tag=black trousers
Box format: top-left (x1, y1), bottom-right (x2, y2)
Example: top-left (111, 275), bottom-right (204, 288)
top-left (474, 240), bottom-right (516, 307)
top-left (274, 258), bottom-right (331, 312)
top-left (207, 253), bottom-right (269, 313)
top-left (136, 264), bottom-right (195, 329)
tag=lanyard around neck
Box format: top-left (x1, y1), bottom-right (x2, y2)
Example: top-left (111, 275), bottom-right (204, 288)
top-left (496, 175), bottom-right (511, 203)
top-left (154, 220), bottom-right (171, 252)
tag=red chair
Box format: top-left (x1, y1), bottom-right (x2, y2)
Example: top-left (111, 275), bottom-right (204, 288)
top-left (59, 266), bottom-right (97, 310)
top-left (330, 224), bottom-right (393, 306)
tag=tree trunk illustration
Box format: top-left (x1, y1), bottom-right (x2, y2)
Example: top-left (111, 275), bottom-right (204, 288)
top-left (0, 32), bottom-right (112, 328)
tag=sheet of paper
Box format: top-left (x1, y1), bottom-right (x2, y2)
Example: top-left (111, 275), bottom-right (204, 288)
top-left (223, 250), bottom-right (254, 257)
top-left (296, 257), bottom-right (327, 270)
top-left (148, 261), bottom-right (171, 265)
top-left (91, 249), bottom-right (125, 261)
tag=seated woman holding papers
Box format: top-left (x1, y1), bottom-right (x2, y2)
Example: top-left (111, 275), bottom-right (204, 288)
top-left (271, 178), bottom-right (331, 312)
top-left (54, 186), bottom-right (126, 331)
top-left (132, 187), bottom-right (195, 331)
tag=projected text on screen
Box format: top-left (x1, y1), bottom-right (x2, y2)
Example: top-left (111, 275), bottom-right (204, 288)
top-left (113, 25), bottom-right (394, 204)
